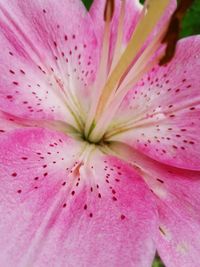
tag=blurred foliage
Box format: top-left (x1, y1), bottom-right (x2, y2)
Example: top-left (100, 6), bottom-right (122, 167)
top-left (181, 0), bottom-right (200, 37)
top-left (81, 0), bottom-right (200, 266)
top-left (152, 255), bottom-right (165, 267)
top-left (81, 0), bottom-right (93, 10)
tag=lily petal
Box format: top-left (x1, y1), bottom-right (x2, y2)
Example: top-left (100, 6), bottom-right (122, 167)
top-left (0, 0), bottom-right (99, 126)
top-left (0, 110), bottom-right (24, 133)
top-left (110, 36), bottom-right (200, 170)
top-left (156, 200), bottom-right (200, 267)
top-left (110, 141), bottom-right (200, 267)
top-left (0, 127), bottom-right (83, 266)
top-left (0, 129), bottom-right (157, 267)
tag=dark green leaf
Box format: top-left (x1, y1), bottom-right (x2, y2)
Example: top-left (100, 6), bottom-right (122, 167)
top-left (81, 0), bottom-right (93, 10)
top-left (181, 0), bottom-right (200, 37)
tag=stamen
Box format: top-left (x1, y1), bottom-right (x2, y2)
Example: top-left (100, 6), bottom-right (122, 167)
top-left (118, 20), bottom-right (168, 92)
top-left (53, 73), bottom-right (85, 131)
top-left (104, 0), bottom-right (115, 22)
top-left (110, 0), bottom-right (126, 71)
top-left (49, 73), bottom-right (84, 132)
top-left (90, 1), bottom-right (172, 144)
top-left (105, 112), bottom-right (166, 140)
top-left (93, 0), bottom-right (171, 123)
top-left (88, 54), bottom-right (161, 142)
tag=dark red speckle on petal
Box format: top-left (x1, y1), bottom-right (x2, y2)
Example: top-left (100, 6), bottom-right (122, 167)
top-left (121, 215), bottom-right (126, 220)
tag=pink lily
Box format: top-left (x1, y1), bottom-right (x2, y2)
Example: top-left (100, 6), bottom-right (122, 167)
top-left (0, 0), bottom-right (199, 266)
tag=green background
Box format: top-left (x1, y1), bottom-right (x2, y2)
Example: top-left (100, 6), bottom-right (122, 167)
top-left (81, 0), bottom-right (200, 266)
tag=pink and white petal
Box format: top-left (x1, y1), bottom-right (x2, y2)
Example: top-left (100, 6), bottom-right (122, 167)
top-left (141, 161), bottom-right (200, 265)
top-left (110, 142), bottom-right (200, 266)
top-left (143, 165), bottom-right (200, 267)
top-left (0, 131), bottom-right (157, 267)
top-left (111, 36), bottom-right (200, 170)
top-left (0, 0), bottom-right (99, 119)
top-left (132, 150), bottom-right (200, 225)
top-left (0, 127), bottom-right (84, 266)
top-left (0, 27), bottom-right (72, 122)
top-left (32, 152), bottom-right (157, 267)
top-left (140, 164), bottom-right (200, 267)
top-left (0, 109), bottom-right (77, 137)
top-left (156, 200), bottom-right (200, 267)
top-left (0, 110), bottom-right (24, 133)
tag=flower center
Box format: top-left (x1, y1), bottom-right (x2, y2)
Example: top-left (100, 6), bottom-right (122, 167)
top-left (58, 0), bottom-right (172, 146)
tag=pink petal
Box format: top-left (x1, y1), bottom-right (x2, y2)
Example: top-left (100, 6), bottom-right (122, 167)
top-left (0, 127), bottom-right (83, 266)
top-left (156, 199), bottom-right (200, 267)
top-left (0, 0), bottom-right (99, 123)
top-left (0, 110), bottom-right (23, 133)
top-left (110, 142), bottom-right (200, 266)
top-left (0, 129), bottom-right (157, 266)
top-left (0, 109), bottom-right (77, 137)
top-left (139, 154), bottom-right (200, 266)
top-left (0, 28), bottom-right (69, 122)
top-left (111, 36), bottom-right (200, 170)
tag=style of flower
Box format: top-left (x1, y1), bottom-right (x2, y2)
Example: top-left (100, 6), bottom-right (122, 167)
top-left (0, 0), bottom-right (199, 266)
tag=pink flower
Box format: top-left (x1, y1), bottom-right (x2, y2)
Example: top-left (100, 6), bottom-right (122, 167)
top-left (0, 0), bottom-right (199, 266)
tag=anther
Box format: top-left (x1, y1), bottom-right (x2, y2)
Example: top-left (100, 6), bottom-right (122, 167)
top-left (104, 0), bottom-right (115, 22)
